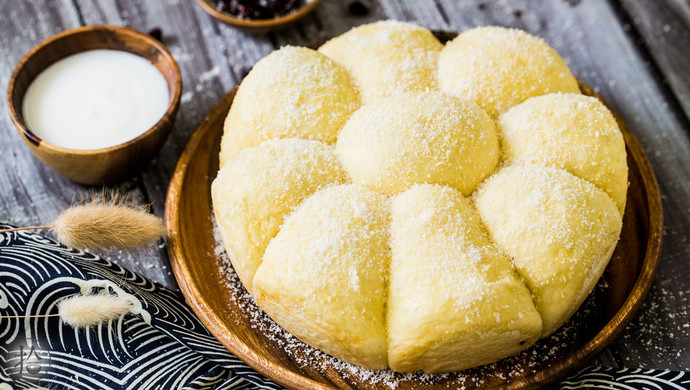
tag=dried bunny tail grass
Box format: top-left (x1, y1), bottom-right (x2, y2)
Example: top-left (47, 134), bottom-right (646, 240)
top-left (58, 293), bottom-right (132, 328)
top-left (0, 190), bottom-right (166, 249)
top-left (53, 203), bottom-right (166, 249)
top-left (83, 187), bottom-right (135, 207)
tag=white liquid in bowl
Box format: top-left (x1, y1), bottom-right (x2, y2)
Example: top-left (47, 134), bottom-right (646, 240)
top-left (22, 50), bottom-right (170, 150)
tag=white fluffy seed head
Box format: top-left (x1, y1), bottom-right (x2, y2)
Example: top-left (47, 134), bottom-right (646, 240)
top-left (58, 294), bottom-right (132, 328)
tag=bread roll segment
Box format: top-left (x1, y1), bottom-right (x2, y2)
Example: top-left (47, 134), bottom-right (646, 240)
top-left (219, 46), bottom-right (359, 166)
top-left (319, 20), bottom-right (443, 103)
top-left (473, 165), bottom-right (622, 337)
top-left (498, 93), bottom-right (628, 215)
top-left (388, 184), bottom-right (542, 373)
top-left (336, 92), bottom-right (499, 196)
top-left (439, 26), bottom-right (580, 118)
top-left (253, 184), bottom-right (390, 369)
top-left (211, 138), bottom-right (347, 291)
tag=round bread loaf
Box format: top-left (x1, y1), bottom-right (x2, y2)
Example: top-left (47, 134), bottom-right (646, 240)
top-left (219, 46), bottom-right (359, 167)
top-left (438, 26), bottom-right (580, 118)
top-left (319, 20), bottom-right (443, 103)
top-left (212, 21), bottom-right (627, 373)
top-left (336, 92), bottom-right (499, 196)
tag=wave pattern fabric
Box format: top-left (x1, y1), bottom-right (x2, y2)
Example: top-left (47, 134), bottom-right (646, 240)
top-left (560, 366), bottom-right (690, 390)
top-left (0, 223), bottom-right (281, 390)
top-left (0, 222), bottom-right (686, 389)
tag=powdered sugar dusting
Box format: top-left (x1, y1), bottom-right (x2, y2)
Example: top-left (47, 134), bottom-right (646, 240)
top-left (219, 46), bottom-right (359, 165)
top-left (439, 26), bottom-right (580, 118)
top-left (497, 92), bottom-right (628, 215)
top-left (319, 20), bottom-right (443, 103)
top-left (335, 92), bottom-right (499, 197)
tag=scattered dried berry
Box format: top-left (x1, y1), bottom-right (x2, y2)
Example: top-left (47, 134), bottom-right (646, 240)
top-left (213, 0), bottom-right (304, 20)
top-left (348, 1), bottom-right (369, 17)
top-left (147, 27), bottom-right (163, 41)
top-left (239, 66), bottom-right (252, 79)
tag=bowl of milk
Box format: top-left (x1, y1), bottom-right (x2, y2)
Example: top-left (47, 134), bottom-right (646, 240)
top-left (7, 25), bottom-right (182, 185)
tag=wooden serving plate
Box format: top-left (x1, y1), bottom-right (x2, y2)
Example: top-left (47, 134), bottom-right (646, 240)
top-left (165, 32), bottom-right (663, 389)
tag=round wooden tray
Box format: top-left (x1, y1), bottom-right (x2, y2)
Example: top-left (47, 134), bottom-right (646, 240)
top-left (165, 32), bottom-right (663, 390)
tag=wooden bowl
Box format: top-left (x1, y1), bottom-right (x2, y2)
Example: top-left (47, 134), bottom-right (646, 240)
top-left (6, 25), bottom-right (182, 185)
top-left (165, 32), bottom-right (663, 389)
top-left (196, 0), bottom-right (322, 33)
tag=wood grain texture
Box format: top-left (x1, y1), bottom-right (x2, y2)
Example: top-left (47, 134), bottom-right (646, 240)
top-left (164, 78), bottom-right (662, 389)
top-left (619, 0), bottom-right (690, 121)
top-left (1, 0), bottom-right (689, 377)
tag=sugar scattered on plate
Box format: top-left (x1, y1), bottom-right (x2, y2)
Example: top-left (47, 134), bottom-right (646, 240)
top-left (212, 217), bottom-right (605, 388)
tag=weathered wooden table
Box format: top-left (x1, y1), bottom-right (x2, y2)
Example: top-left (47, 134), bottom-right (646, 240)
top-left (1, 0), bottom-right (689, 380)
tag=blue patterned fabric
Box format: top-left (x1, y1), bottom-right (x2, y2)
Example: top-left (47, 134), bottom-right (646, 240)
top-left (560, 366), bottom-right (690, 389)
top-left (1, 223), bottom-right (688, 390)
top-left (0, 223), bottom-right (282, 390)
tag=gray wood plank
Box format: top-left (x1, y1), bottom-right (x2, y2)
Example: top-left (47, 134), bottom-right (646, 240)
top-left (0, 1), bottom-right (81, 227)
top-left (619, 0), bottom-right (690, 126)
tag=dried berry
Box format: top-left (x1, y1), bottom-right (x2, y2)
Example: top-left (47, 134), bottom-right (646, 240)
top-left (147, 27), bottom-right (163, 41)
top-left (348, 1), bottom-right (369, 17)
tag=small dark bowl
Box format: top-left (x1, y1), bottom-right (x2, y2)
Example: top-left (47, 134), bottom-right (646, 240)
top-left (196, 0), bottom-right (321, 33)
top-left (7, 25), bottom-right (182, 185)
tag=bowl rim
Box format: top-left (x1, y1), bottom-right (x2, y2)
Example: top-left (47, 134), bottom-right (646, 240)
top-left (195, 0), bottom-right (321, 29)
top-left (6, 24), bottom-right (182, 156)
